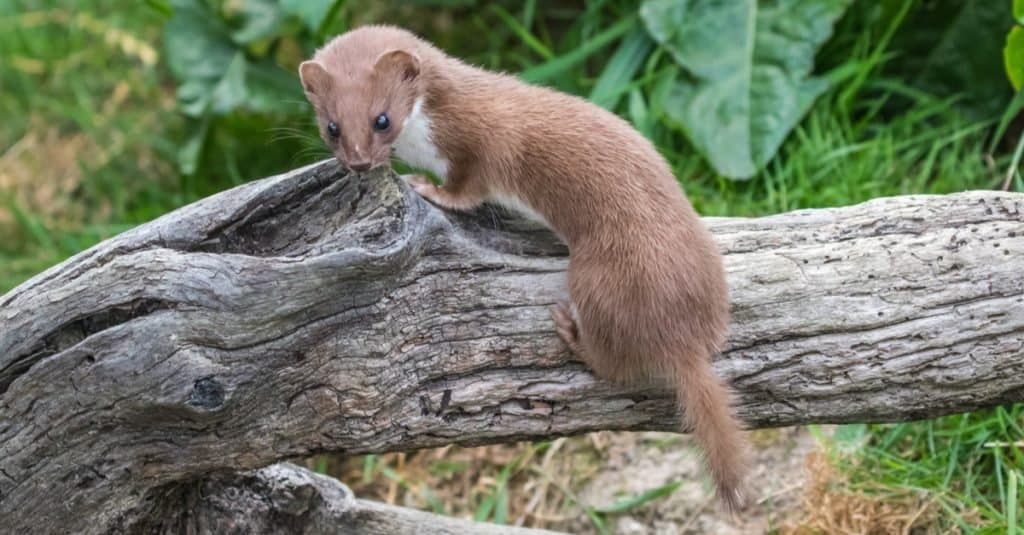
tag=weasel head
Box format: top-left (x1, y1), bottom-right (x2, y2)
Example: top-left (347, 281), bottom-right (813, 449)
top-left (300, 47), bottom-right (422, 173)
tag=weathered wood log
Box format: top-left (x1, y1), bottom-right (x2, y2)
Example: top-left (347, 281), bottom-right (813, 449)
top-left (135, 462), bottom-right (560, 534)
top-left (1, 160), bottom-right (1022, 533)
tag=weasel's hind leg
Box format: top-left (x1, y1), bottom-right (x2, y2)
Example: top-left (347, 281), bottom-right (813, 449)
top-left (551, 300), bottom-right (584, 356)
top-left (551, 300), bottom-right (627, 381)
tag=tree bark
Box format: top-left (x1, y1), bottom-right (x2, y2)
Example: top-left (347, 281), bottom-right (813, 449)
top-left (1, 160), bottom-right (1022, 533)
top-left (135, 462), bottom-right (560, 534)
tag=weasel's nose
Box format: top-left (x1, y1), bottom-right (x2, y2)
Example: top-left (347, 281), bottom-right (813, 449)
top-left (349, 161), bottom-right (372, 172)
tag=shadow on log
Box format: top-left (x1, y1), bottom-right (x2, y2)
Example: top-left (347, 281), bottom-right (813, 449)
top-left (1, 160), bottom-right (1022, 533)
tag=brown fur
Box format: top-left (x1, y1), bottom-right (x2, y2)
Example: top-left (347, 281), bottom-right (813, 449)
top-left (301, 25), bottom-right (750, 511)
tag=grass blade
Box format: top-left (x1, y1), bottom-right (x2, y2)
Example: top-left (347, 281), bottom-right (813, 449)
top-left (584, 507), bottom-right (610, 535)
top-left (420, 484), bottom-right (447, 515)
top-left (1009, 469), bottom-right (1019, 535)
top-left (474, 493), bottom-right (496, 522)
top-left (628, 88), bottom-right (653, 138)
top-left (362, 454), bottom-right (377, 483)
top-left (491, 451), bottom-right (521, 525)
top-left (521, 0), bottom-right (536, 31)
top-left (1003, 127), bottom-right (1024, 191)
top-left (313, 455), bottom-right (328, 474)
top-left (316, 0), bottom-right (348, 38)
top-left (838, 0), bottom-right (912, 113)
top-left (8, 200), bottom-right (55, 250)
top-left (491, 4), bottom-right (551, 60)
top-left (593, 481), bottom-right (682, 514)
top-left (144, 0), bottom-right (172, 18)
top-left (988, 87), bottom-right (1024, 154)
top-left (588, 26), bottom-right (652, 109)
top-left (494, 479), bottom-right (509, 524)
top-left (520, 15), bottom-right (636, 84)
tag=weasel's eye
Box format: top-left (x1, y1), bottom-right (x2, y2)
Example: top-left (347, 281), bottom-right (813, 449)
top-left (374, 113), bottom-right (390, 132)
top-left (326, 121), bottom-right (340, 139)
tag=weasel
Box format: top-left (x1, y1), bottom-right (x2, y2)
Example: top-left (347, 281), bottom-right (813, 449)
top-left (299, 25), bottom-right (749, 510)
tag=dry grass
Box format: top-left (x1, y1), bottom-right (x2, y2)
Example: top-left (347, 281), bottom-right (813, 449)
top-left (0, 124), bottom-right (92, 226)
top-left (301, 429), bottom-right (835, 533)
top-left (306, 436), bottom-right (610, 531)
top-left (300, 427), bottom-right (991, 534)
top-left (1, 7), bottom-right (167, 233)
top-left (780, 451), bottom-right (950, 535)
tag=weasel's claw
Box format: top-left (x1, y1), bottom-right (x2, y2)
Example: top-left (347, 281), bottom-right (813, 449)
top-left (403, 174), bottom-right (447, 206)
top-left (402, 174), bottom-right (432, 187)
top-left (403, 174), bottom-right (435, 194)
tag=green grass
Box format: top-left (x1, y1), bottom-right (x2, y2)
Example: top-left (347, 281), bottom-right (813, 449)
top-left (1, 0), bottom-right (1022, 531)
top-left (824, 407), bottom-right (1024, 533)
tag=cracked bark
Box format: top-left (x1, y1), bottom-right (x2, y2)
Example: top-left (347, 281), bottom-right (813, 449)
top-left (134, 462), bottom-right (560, 534)
top-left (1, 160), bottom-right (1022, 534)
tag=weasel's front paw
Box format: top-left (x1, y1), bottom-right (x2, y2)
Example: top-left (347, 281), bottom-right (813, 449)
top-left (402, 174), bottom-right (483, 211)
top-left (403, 174), bottom-right (441, 201)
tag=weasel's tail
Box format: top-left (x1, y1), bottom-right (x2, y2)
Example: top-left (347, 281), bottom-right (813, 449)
top-left (675, 355), bottom-right (749, 512)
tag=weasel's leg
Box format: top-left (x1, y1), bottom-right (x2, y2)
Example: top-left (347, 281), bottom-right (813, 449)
top-left (552, 300), bottom-right (638, 383)
top-left (404, 167), bottom-right (485, 211)
top-left (551, 301), bottom-right (584, 357)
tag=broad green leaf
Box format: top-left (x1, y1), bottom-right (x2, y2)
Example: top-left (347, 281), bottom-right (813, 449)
top-left (890, 1), bottom-right (1012, 119)
top-left (641, 0), bottom-right (851, 179)
top-left (210, 53), bottom-right (248, 115)
top-left (164, 0), bottom-right (300, 118)
top-left (1016, 0), bottom-right (1024, 25)
top-left (1006, 27), bottom-right (1024, 91)
top-left (144, 0), bottom-right (172, 18)
top-left (164, 0), bottom-right (237, 117)
top-left (163, 0), bottom-right (235, 85)
top-left (177, 117), bottom-right (210, 175)
top-left (223, 0), bottom-right (285, 45)
top-left (176, 78), bottom-right (213, 117)
top-left (400, 0), bottom-right (478, 6)
top-left (280, 0), bottom-right (337, 33)
top-left (246, 59), bottom-right (305, 114)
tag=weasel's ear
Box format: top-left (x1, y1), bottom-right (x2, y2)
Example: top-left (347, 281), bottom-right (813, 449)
top-left (374, 49), bottom-right (420, 82)
top-left (299, 60), bottom-right (332, 99)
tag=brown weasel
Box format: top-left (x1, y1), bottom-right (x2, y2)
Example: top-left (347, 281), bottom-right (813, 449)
top-left (299, 25), bottom-right (749, 510)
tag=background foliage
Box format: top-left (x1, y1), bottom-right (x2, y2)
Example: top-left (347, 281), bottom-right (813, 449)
top-left (1, 0), bottom-right (1021, 532)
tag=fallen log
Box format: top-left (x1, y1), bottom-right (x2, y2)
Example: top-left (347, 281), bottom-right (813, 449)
top-left (1, 160), bottom-right (1022, 533)
top-left (135, 462), bottom-right (560, 534)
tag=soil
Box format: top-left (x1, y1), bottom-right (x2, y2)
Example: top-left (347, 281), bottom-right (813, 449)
top-left (566, 427), bottom-right (821, 534)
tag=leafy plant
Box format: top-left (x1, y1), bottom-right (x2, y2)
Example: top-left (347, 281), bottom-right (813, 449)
top-left (999, 0), bottom-right (1024, 190)
top-left (1005, 0), bottom-right (1024, 90)
top-left (159, 0), bottom-right (343, 173)
top-left (834, 407), bottom-right (1024, 533)
top-left (891, 0), bottom-right (1012, 120)
top-left (640, 0), bottom-right (852, 179)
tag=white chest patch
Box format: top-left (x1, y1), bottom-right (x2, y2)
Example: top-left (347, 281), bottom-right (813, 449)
top-left (393, 99), bottom-right (449, 179)
top-left (489, 190), bottom-right (553, 229)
